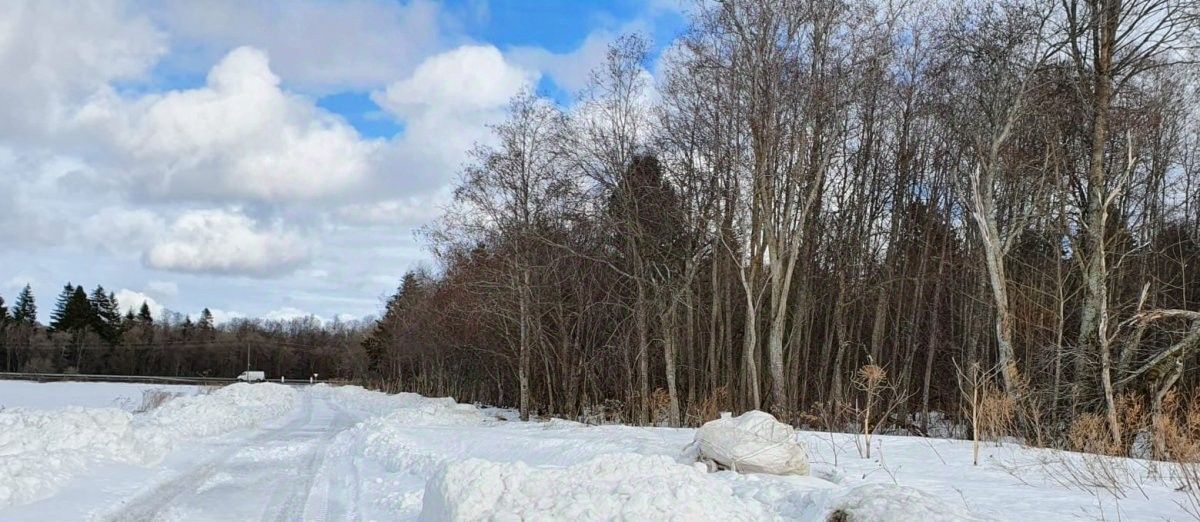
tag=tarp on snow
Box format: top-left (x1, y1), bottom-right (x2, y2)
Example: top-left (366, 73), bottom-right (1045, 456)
top-left (692, 410), bottom-right (809, 475)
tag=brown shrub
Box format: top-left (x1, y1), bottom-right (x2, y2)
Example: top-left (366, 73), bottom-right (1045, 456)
top-left (134, 389), bottom-right (179, 413)
top-left (1065, 395), bottom-right (1147, 457)
top-left (686, 386), bottom-right (729, 426)
top-left (649, 388), bottom-right (672, 425)
top-left (977, 386), bottom-right (1016, 441)
top-left (1156, 391), bottom-right (1200, 462)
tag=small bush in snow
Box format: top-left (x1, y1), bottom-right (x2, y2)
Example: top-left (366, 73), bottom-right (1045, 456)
top-left (133, 389), bottom-right (180, 413)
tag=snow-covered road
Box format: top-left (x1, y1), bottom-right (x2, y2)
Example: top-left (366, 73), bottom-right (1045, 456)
top-left (100, 393), bottom-right (362, 522)
top-left (3, 381), bottom-right (1197, 521)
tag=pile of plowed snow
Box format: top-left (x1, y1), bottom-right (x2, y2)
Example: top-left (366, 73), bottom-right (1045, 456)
top-left (422, 454), bottom-right (772, 520)
top-left (793, 482), bottom-right (988, 521)
top-left (317, 385), bottom-right (490, 480)
top-left (314, 386), bottom-right (982, 521)
top-left (137, 381), bottom-right (298, 440)
top-left (0, 408), bottom-right (144, 508)
top-left (315, 384), bottom-right (488, 425)
top-left (0, 383), bottom-right (296, 508)
top-left (419, 453), bottom-right (983, 521)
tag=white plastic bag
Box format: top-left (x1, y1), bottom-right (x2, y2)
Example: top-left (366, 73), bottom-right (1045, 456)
top-left (692, 410), bottom-right (809, 475)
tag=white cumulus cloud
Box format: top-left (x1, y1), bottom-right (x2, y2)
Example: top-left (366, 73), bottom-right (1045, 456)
top-left (373, 45), bottom-right (537, 120)
top-left (0, 0), bottom-right (167, 141)
top-left (204, 308), bottom-right (245, 325)
top-left (0, 0), bottom-right (672, 324)
top-left (146, 280), bottom-right (179, 297)
top-left (509, 31), bottom-right (614, 96)
top-left (365, 45), bottom-right (538, 197)
top-left (77, 46), bottom-right (380, 202)
top-left (148, 0), bottom-right (445, 91)
top-left (113, 288), bottom-right (164, 318)
top-left (80, 207), bottom-right (166, 254)
top-left (144, 209), bottom-right (311, 277)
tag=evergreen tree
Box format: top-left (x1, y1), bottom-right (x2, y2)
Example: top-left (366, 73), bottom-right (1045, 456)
top-left (0, 294), bottom-right (8, 325)
top-left (180, 316), bottom-right (194, 339)
top-left (49, 283), bottom-right (75, 331)
top-left (107, 292), bottom-right (122, 334)
top-left (138, 302), bottom-right (153, 324)
top-left (198, 308), bottom-right (215, 330)
top-left (53, 286), bottom-right (95, 333)
top-left (71, 287), bottom-right (92, 322)
top-left (362, 272), bottom-right (425, 374)
top-left (89, 286), bottom-right (122, 343)
top-left (12, 284), bottom-right (36, 325)
top-left (135, 302), bottom-right (155, 345)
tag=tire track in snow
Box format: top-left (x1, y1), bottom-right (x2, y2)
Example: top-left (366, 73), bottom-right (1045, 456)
top-left (321, 450), bottom-right (364, 522)
top-left (261, 395), bottom-right (362, 521)
top-left (316, 400), bottom-right (363, 522)
top-left (97, 390), bottom-right (368, 522)
top-left (98, 393), bottom-right (317, 522)
top-left (261, 398), bottom-right (339, 522)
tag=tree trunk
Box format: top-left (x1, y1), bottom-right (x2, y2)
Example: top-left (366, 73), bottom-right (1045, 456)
top-left (518, 268), bottom-right (532, 421)
top-left (636, 279), bottom-right (651, 424)
top-left (968, 164), bottom-right (1020, 398)
top-left (1075, 0), bottom-right (1120, 447)
top-left (662, 297), bottom-right (682, 427)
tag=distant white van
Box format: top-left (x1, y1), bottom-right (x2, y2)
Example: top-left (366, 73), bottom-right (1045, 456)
top-left (237, 371), bottom-right (266, 382)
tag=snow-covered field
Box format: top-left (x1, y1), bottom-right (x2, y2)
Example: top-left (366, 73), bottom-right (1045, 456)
top-left (0, 380), bottom-right (203, 411)
top-left (0, 380), bottom-right (1194, 521)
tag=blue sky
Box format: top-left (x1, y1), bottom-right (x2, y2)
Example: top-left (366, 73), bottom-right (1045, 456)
top-left (0, 0), bottom-right (688, 325)
top-left (322, 0), bottom-right (688, 139)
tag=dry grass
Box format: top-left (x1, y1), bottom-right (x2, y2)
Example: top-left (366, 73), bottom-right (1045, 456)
top-left (1067, 413), bottom-right (1123, 455)
top-left (1155, 391), bottom-right (1200, 461)
top-left (954, 360), bottom-right (1025, 465)
top-left (580, 398), bottom-right (625, 425)
top-left (796, 400), bottom-right (855, 434)
top-left (1175, 457), bottom-right (1200, 518)
top-left (649, 388), bottom-right (672, 426)
top-left (999, 450), bottom-right (1149, 501)
top-left (1004, 391), bottom-right (1200, 508)
top-left (1065, 395), bottom-right (1149, 457)
top-left (134, 389), bottom-right (180, 413)
top-left (686, 386), bottom-right (729, 426)
top-left (198, 383), bottom-right (225, 395)
top-left (1154, 390), bottom-right (1200, 517)
top-left (978, 386), bottom-right (1017, 441)
top-left (852, 364), bottom-right (894, 459)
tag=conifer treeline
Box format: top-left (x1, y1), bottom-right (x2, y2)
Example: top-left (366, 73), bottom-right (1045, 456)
top-left (358, 0), bottom-right (1200, 451)
top-left (0, 283), bottom-right (367, 379)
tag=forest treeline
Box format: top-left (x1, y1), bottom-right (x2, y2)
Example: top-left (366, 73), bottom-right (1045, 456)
top-left (0, 283), bottom-right (367, 379)
top-left (360, 0), bottom-right (1200, 455)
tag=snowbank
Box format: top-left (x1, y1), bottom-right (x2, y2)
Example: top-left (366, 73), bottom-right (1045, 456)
top-left (137, 382), bottom-right (298, 439)
top-left (323, 385), bottom-right (490, 481)
top-left (324, 386), bottom-right (978, 520)
top-left (420, 454), bottom-right (772, 521)
top-left (796, 482), bottom-right (987, 521)
top-left (0, 383), bottom-right (297, 508)
top-left (0, 380), bottom-right (202, 411)
top-left (5, 383), bottom-right (1189, 520)
top-left (316, 384), bottom-right (486, 425)
top-left (0, 408), bottom-right (143, 507)
top-left (418, 451), bottom-right (983, 522)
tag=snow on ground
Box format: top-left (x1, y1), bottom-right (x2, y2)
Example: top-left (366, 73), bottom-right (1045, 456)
top-left (0, 380), bottom-right (203, 411)
top-left (422, 454), bottom-right (776, 520)
top-left (1, 380), bottom-right (1196, 521)
top-left (0, 382), bottom-right (296, 509)
top-left (324, 385), bottom-right (1193, 521)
